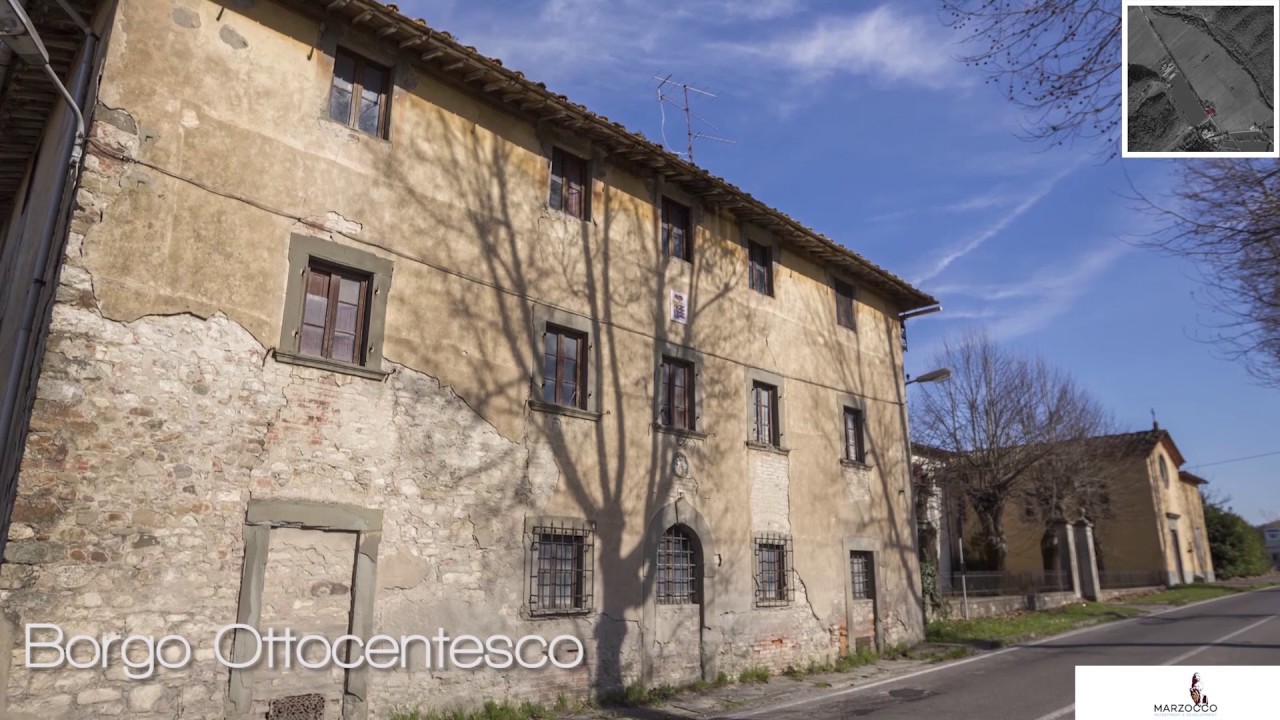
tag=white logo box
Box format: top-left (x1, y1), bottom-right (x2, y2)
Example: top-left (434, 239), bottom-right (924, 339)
top-left (1076, 666), bottom-right (1280, 720)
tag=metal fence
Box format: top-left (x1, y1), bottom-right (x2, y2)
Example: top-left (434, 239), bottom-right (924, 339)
top-left (1098, 570), bottom-right (1166, 590)
top-left (940, 570), bottom-right (1072, 597)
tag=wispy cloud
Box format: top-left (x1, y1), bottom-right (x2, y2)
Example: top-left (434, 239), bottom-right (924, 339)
top-left (933, 242), bottom-right (1132, 339)
top-left (870, 188), bottom-right (1025, 222)
top-left (911, 165), bottom-right (1077, 285)
top-left (736, 5), bottom-right (966, 88)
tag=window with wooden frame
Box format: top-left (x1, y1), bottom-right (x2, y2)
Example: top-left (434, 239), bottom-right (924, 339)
top-left (329, 47), bottom-right (391, 138)
top-left (542, 325), bottom-right (587, 409)
top-left (299, 261), bottom-right (370, 366)
top-left (657, 525), bottom-right (699, 605)
top-left (843, 406), bottom-right (866, 464)
top-left (834, 278), bottom-right (856, 330)
top-left (754, 533), bottom-right (794, 606)
top-left (528, 521), bottom-right (594, 615)
top-left (661, 197), bottom-right (692, 261)
top-left (751, 381), bottom-right (779, 447)
top-left (850, 550), bottom-right (874, 600)
top-left (659, 357), bottom-right (695, 430)
top-left (748, 241), bottom-right (773, 296)
top-left (549, 147), bottom-right (590, 220)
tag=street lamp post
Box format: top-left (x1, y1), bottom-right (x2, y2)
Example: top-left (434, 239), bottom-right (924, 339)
top-left (902, 366), bottom-right (952, 620)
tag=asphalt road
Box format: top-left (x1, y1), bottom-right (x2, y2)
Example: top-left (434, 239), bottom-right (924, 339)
top-left (717, 586), bottom-right (1280, 720)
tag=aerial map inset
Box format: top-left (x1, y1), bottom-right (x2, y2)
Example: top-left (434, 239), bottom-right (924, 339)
top-left (1126, 5), bottom-right (1276, 154)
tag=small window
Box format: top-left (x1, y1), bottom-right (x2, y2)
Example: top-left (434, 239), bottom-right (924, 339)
top-left (1159, 455), bottom-right (1169, 487)
top-left (549, 147), bottom-right (590, 220)
top-left (330, 47), bottom-right (390, 137)
top-left (751, 381), bottom-right (779, 446)
top-left (843, 406), bottom-right (866, 464)
top-left (529, 522), bottom-right (594, 615)
top-left (850, 550), bottom-right (874, 600)
top-left (834, 278), bottom-right (855, 330)
top-left (748, 241), bottom-right (772, 295)
top-left (658, 526), bottom-right (698, 604)
top-left (659, 357), bottom-right (695, 430)
top-left (542, 325), bottom-right (587, 409)
top-left (299, 261), bottom-right (370, 366)
top-left (661, 197), bottom-right (692, 261)
top-left (755, 533), bottom-right (794, 606)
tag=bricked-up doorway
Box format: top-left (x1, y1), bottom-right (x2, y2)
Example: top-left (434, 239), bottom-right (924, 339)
top-left (842, 537), bottom-right (882, 653)
top-left (641, 499), bottom-right (719, 687)
top-left (227, 500), bottom-right (382, 720)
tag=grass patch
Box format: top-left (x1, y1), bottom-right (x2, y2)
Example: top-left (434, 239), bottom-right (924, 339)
top-left (738, 666), bottom-right (771, 684)
top-left (926, 602), bottom-right (1142, 646)
top-left (388, 699), bottom-right (556, 720)
top-left (1130, 585), bottom-right (1240, 606)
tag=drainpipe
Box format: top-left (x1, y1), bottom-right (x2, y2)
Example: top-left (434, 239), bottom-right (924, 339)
top-left (0, 4), bottom-right (99, 556)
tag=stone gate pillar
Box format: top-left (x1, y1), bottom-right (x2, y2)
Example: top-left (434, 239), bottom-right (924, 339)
top-left (1054, 521), bottom-right (1081, 598)
top-left (1073, 520), bottom-right (1101, 601)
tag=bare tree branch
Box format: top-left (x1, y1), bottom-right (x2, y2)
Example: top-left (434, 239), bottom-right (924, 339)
top-left (941, 0), bottom-right (1121, 156)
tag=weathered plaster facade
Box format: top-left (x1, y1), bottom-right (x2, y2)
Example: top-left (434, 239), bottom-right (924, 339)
top-left (0, 0), bottom-right (935, 717)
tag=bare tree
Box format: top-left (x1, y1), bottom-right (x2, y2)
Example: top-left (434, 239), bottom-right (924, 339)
top-left (940, 1), bottom-right (1121, 154)
top-left (912, 330), bottom-right (1113, 570)
top-left (1134, 160), bottom-right (1280, 387)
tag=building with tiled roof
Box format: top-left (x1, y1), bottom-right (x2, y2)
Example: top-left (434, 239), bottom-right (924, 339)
top-left (0, 0), bottom-right (940, 717)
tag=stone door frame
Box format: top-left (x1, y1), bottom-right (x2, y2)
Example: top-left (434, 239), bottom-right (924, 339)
top-left (842, 536), bottom-right (883, 653)
top-left (641, 498), bottom-right (719, 685)
top-left (227, 499), bottom-right (383, 720)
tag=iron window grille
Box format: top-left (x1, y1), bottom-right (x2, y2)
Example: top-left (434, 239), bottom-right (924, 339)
top-left (843, 406), bottom-right (866, 463)
top-left (754, 533), bottom-right (794, 606)
top-left (549, 147), bottom-right (590, 219)
top-left (850, 550), bottom-right (874, 600)
top-left (542, 325), bottom-right (587, 409)
top-left (329, 47), bottom-right (390, 138)
top-left (657, 526), bottom-right (698, 604)
top-left (752, 381), bottom-right (779, 446)
top-left (267, 694), bottom-right (325, 720)
top-left (748, 241), bottom-right (773, 295)
top-left (528, 521), bottom-right (594, 615)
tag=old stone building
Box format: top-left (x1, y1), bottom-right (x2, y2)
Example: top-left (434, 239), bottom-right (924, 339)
top-left (0, 0), bottom-right (939, 718)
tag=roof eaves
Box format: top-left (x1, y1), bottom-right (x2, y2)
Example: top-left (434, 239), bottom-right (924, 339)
top-left (302, 0), bottom-right (938, 311)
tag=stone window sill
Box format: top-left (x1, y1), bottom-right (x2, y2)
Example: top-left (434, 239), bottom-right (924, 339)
top-left (652, 423), bottom-right (708, 441)
top-left (745, 441), bottom-right (790, 456)
top-left (273, 350), bottom-right (389, 381)
top-left (841, 459), bottom-right (873, 471)
top-left (527, 608), bottom-right (595, 620)
top-left (529, 399), bottom-right (602, 422)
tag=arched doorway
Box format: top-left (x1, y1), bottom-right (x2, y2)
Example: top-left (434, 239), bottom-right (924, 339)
top-left (642, 499), bottom-right (718, 686)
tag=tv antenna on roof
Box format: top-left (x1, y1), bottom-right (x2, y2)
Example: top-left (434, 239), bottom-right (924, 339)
top-left (654, 74), bottom-right (735, 163)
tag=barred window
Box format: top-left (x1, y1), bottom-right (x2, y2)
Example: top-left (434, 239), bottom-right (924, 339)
top-left (754, 533), bottom-right (794, 606)
top-left (850, 550), bottom-right (874, 600)
top-left (529, 522), bottom-right (594, 614)
top-left (657, 526), bottom-right (698, 604)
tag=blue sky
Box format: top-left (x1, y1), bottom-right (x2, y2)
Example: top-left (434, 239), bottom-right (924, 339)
top-left (408, 0), bottom-right (1279, 523)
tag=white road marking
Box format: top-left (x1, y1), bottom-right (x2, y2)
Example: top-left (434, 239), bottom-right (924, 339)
top-left (1030, 703), bottom-right (1075, 720)
top-left (1162, 613), bottom-right (1277, 665)
top-left (716, 586), bottom-right (1278, 720)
